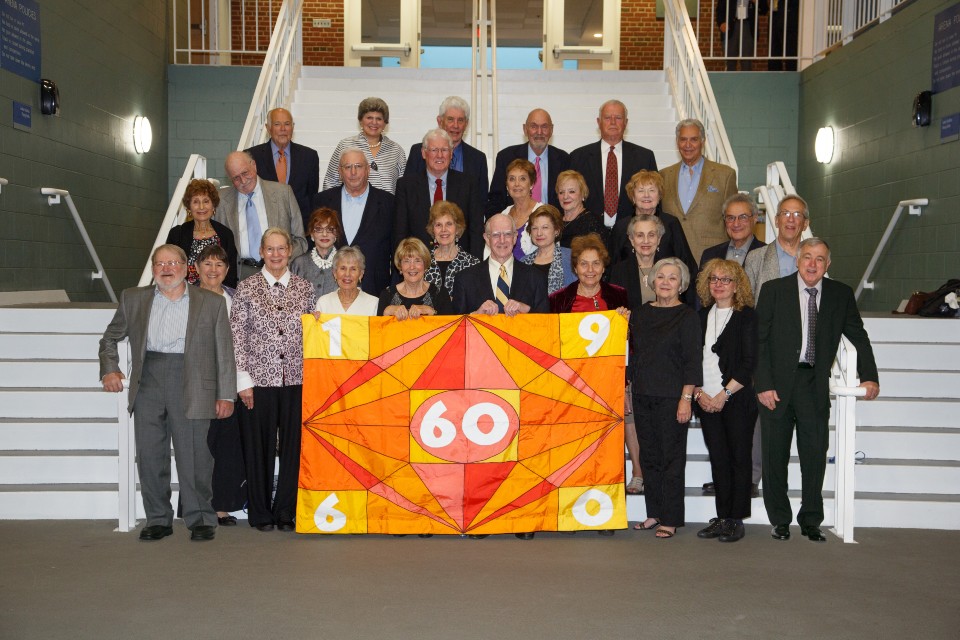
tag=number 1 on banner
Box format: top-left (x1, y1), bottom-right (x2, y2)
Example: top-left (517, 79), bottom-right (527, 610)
top-left (579, 313), bottom-right (611, 356)
top-left (321, 317), bottom-right (342, 357)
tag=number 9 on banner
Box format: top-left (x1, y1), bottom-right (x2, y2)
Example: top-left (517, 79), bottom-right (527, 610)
top-left (558, 311), bottom-right (627, 359)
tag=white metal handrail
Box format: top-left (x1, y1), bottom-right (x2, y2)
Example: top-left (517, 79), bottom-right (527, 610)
top-left (663, 0), bottom-right (738, 175)
top-left (754, 161), bottom-right (798, 236)
top-left (171, 0), bottom-right (278, 64)
top-left (116, 340), bottom-right (137, 533)
top-left (40, 187), bottom-right (117, 303)
top-left (137, 154), bottom-right (210, 287)
top-left (236, 0), bottom-right (304, 151)
top-left (856, 198), bottom-right (928, 300)
top-left (814, 0), bottom-right (914, 60)
top-left (829, 335), bottom-right (866, 543)
top-left (0, 177), bottom-right (7, 193)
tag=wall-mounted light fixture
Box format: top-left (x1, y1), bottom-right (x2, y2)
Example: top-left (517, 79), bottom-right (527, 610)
top-left (815, 126), bottom-right (834, 164)
top-left (133, 116), bottom-right (152, 154)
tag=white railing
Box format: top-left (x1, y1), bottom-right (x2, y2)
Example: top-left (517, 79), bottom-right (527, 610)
top-left (813, 0), bottom-right (914, 59)
top-left (138, 154), bottom-right (210, 287)
top-left (663, 0), bottom-right (738, 174)
top-left (471, 0), bottom-right (499, 161)
top-left (698, 0), bottom-right (801, 69)
top-left (116, 340), bottom-right (137, 533)
top-left (236, 0), bottom-right (304, 151)
top-left (171, 0), bottom-right (280, 64)
top-left (829, 335), bottom-right (866, 543)
top-left (0, 177), bottom-right (7, 193)
top-left (40, 188), bottom-right (118, 303)
top-left (855, 198), bottom-right (928, 300)
top-left (754, 161), bottom-right (799, 238)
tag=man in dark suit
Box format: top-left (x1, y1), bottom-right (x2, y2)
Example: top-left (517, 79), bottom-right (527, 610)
top-left (569, 100), bottom-right (658, 230)
top-left (99, 244), bottom-right (236, 542)
top-left (405, 96), bottom-right (489, 205)
top-left (217, 151), bottom-right (308, 280)
top-left (453, 213), bottom-right (549, 319)
top-left (699, 193), bottom-right (765, 273)
top-left (395, 129), bottom-right (484, 257)
top-left (245, 107), bottom-right (320, 225)
top-left (312, 148), bottom-right (394, 296)
top-left (487, 108), bottom-right (570, 215)
top-left (756, 238), bottom-right (879, 543)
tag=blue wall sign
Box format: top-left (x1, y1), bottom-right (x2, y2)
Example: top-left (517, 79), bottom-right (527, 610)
top-left (932, 3), bottom-right (960, 93)
top-left (0, 0), bottom-right (41, 82)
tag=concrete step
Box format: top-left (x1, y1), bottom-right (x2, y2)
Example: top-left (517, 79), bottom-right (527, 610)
top-left (872, 343), bottom-right (960, 371)
top-left (0, 307), bottom-right (115, 334)
top-left (856, 426), bottom-right (960, 461)
top-left (0, 419), bottom-right (118, 450)
top-left (0, 388), bottom-right (119, 419)
top-left (0, 451), bottom-right (121, 484)
top-left (862, 315), bottom-right (959, 344)
top-left (874, 370), bottom-right (960, 398)
top-left (0, 360), bottom-right (101, 388)
top-left (857, 397), bottom-right (959, 428)
top-left (299, 66), bottom-right (668, 84)
top-left (0, 334), bottom-right (104, 360)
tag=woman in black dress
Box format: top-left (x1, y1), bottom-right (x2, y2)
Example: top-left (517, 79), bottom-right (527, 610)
top-left (378, 238), bottom-right (454, 319)
top-left (555, 170), bottom-right (605, 247)
top-left (423, 201), bottom-right (479, 297)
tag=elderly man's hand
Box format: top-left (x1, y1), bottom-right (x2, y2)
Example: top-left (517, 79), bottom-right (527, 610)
top-left (860, 381), bottom-right (880, 400)
top-left (474, 300), bottom-right (500, 315)
top-left (757, 389), bottom-right (779, 411)
top-left (102, 372), bottom-right (125, 393)
top-left (215, 400), bottom-right (234, 419)
top-left (504, 299), bottom-right (530, 317)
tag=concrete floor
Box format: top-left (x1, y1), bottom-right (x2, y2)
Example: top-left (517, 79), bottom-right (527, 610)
top-left (1, 521), bottom-right (957, 639)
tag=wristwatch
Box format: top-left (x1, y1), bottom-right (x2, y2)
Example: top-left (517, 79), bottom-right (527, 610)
top-left (723, 388), bottom-right (733, 401)
top-left (681, 393), bottom-right (693, 401)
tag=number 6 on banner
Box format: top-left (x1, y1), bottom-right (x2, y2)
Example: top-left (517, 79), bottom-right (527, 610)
top-left (314, 493), bottom-right (347, 532)
top-left (321, 317), bottom-right (342, 357)
top-left (578, 313), bottom-right (611, 356)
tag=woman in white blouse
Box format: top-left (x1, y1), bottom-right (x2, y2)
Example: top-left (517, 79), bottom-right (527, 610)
top-left (323, 97), bottom-right (406, 194)
top-left (315, 246), bottom-right (379, 316)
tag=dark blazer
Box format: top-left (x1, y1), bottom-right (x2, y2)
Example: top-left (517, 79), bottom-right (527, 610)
top-left (549, 281), bottom-right (628, 313)
top-left (487, 143), bottom-right (570, 215)
top-left (246, 141), bottom-right (320, 223)
top-left (699, 304), bottom-right (758, 390)
top-left (394, 170), bottom-right (484, 257)
top-left (311, 184), bottom-right (395, 297)
top-left (165, 219), bottom-right (239, 288)
top-left (698, 236), bottom-right (766, 277)
top-left (453, 259), bottom-right (549, 315)
top-left (405, 141), bottom-right (489, 207)
top-left (569, 140), bottom-right (657, 223)
top-left (755, 275), bottom-right (879, 417)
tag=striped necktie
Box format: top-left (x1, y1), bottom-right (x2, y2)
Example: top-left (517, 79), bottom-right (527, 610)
top-left (495, 264), bottom-right (510, 312)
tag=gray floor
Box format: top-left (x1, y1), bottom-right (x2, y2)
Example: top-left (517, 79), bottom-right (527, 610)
top-left (1, 521), bottom-right (957, 639)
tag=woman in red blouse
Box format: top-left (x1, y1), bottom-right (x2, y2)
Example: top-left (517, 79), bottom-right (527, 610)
top-left (548, 233), bottom-right (630, 317)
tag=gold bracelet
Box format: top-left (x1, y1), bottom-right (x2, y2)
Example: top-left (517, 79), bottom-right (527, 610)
top-left (681, 393), bottom-right (693, 401)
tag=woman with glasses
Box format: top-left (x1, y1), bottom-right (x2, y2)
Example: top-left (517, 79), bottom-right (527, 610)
top-left (231, 228), bottom-right (316, 532)
top-left (291, 207), bottom-right (342, 299)
top-left (692, 259), bottom-right (757, 543)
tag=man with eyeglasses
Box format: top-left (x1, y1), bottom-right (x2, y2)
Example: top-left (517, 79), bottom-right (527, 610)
top-left (217, 151), bottom-right (308, 281)
top-left (312, 148), bottom-right (394, 295)
top-left (395, 128), bottom-right (484, 256)
top-left (99, 244), bottom-right (236, 542)
top-left (405, 96), bottom-right (489, 205)
top-left (660, 118), bottom-right (738, 263)
top-left (744, 194), bottom-right (810, 299)
top-left (486, 108), bottom-right (570, 215)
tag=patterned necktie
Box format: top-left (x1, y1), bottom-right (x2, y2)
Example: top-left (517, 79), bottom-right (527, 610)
top-left (276, 148), bottom-right (287, 184)
top-left (433, 178), bottom-right (443, 205)
top-left (245, 193), bottom-right (262, 258)
top-left (603, 145), bottom-right (618, 220)
top-left (532, 156), bottom-right (543, 204)
top-left (805, 288), bottom-right (818, 364)
top-left (495, 264), bottom-right (510, 312)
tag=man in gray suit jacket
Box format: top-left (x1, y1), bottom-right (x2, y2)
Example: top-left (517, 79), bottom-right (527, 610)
top-left (744, 194), bottom-right (810, 298)
top-left (218, 151), bottom-right (308, 280)
top-left (99, 245), bottom-right (237, 542)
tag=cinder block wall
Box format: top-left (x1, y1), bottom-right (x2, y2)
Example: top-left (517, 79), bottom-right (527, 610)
top-left (0, 0), bottom-right (168, 300)
top-left (797, 0), bottom-right (960, 312)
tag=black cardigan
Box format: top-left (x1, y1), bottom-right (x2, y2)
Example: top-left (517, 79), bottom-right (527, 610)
top-left (165, 219), bottom-right (239, 288)
top-left (698, 303), bottom-right (758, 391)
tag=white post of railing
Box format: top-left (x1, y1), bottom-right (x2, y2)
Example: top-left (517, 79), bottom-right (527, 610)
top-left (829, 336), bottom-right (866, 543)
top-left (40, 188), bottom-right (118, 303)
top-left (856, 198), bottom-right (927, 300)
top-left (115, 340), bottom-right (138, 533)
top-left (0, 177), bottom-right (7, 193)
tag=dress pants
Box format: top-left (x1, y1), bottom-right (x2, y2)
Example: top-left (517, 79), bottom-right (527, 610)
top-left (207, 411), bottom-right (247, 512)
top-left (134, 352), bottom-right (216, 529)
top-left (633, 393), bottom-right (689, 527)
top-left (698, 390), bottom-right (757, 520)
top-left (238, 385), bottom-right (303, 527)
top-left (760, 366), bottom-right (829, 527)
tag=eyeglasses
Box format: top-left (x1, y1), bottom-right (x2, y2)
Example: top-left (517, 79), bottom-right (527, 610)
top-left (153, 260), bottom-right (184, 268)
top-left (723, 214), bottom-right (753, 224)
top-left (487, 231), bottom-right (514, 240)
top-left (708, 276), bottom-right (734, 285)
top-left (312, 226), bottom-right (337, 235)
top-left (340, 163), bottom-right (365, 172)
top-left (778, 210), bottom-right (805, 219)
top-left (425, 147), bottom-right (451, 155)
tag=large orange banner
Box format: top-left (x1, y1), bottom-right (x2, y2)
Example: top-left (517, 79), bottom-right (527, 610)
top-left (297, 312), bottom-right (627, 535)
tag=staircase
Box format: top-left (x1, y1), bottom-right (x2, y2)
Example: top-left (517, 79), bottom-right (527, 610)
top-left (2, 308), bottom-right (956, 530)
top-left (292, 67), bottom-right (681, 181)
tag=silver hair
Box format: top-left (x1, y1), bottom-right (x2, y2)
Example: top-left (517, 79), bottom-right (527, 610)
top-left (778, 194), bottom-right (810, 219)
top-left (675, 118), bottom-right (705, 140)
top-left (626, 213), bottom-right (665, 239)
top-left (651, 256), bottom-right (691, 293)
top-left (438, 96), bottom-right (470, 121)
top-left (333, 245), bottom-right (367, 272)
top-left (152, 243), bottom-right (187, 264)
top-left (599, 99), bottom-right (628, 118)
top-left (722, 193), bottom-right (759, 218)
top-left (339, 147), bottom-right (369, 167)
top-left (421, 128), bottom-right (453, 149)
top-left (485, 212), bottom-right (517, 235)
top-left (259, 226), bottom-right (292, 250)
top-left (799, 237), bottom-right (831, 261)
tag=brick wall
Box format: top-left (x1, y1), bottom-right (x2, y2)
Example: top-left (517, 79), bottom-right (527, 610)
top-left (231, 0), bottom-right (343, 66)
top-left (620, 0), bottom-right (663, 70)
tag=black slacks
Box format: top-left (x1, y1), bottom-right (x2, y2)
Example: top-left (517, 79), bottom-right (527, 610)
top-left (238, 385), bottom-right (303, 527)
top-left (633, 393), bottom-right (689, 527)
top-left (207, 411), bottom-right (247, 513)
top-left (760, 367), bottom-right (829, 527)
top-left (698, 390), bottom-right (757, 520)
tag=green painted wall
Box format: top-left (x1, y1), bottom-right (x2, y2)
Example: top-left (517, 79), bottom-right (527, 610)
top-left (167, 66), bottom-right (259, 198)
top-left (709, 72), bottom-right (800, 194)
top-left (798, 0), bottom-right (960, 312)
top-left (0, 0), bottom-right (168, 301)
